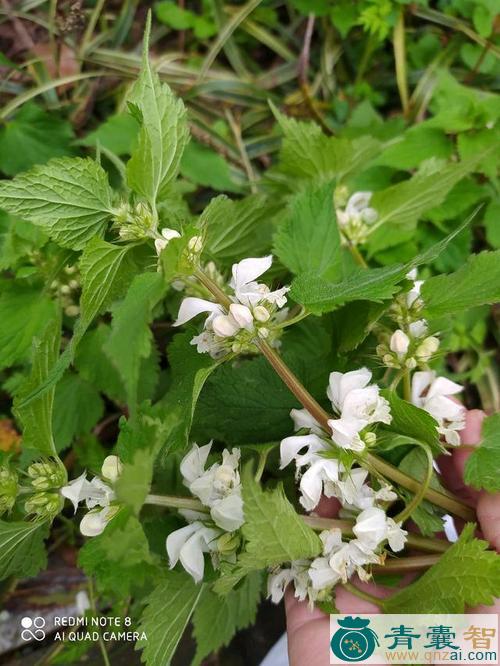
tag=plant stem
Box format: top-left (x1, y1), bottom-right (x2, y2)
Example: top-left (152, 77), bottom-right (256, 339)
top-left (144, 494), bottom-right (208, 512)
top-left (192, 268), bottom-right (476, 523)
top-left (343, 581), bottom-right (385, 607)
top-left (302, 515), bottom-right (449, 554)
top-left (403, 369), bottom-right (411, 401)
top-left (88, 577), bottom-right (111, 666)
top-left (347, 242), bottom-right (368, 268)
top-left (372, 555), bottom-right (440, 573)
top-left (394, 447), bottom-right (433, 524)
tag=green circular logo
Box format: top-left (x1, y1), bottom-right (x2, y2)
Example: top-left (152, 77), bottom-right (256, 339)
top-left (330, 617), bottom-right (379, 662)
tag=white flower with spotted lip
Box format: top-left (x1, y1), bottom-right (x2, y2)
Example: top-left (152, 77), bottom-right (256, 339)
top-left (411, 371), bottom-right (466, 446)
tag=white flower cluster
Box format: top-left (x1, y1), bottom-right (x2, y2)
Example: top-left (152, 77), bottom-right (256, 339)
top-left (381, 270), bottom-right (466, 446)
top-left (268, 508), bottom-right (407, 606)
top-left (166, 443), bottom-right (245, 583)
top-left (282, 368), bottom-right (391, 472)
top-left (335, 191), bottom-right (378, 245)
top-left (174, 255), bottom-right (289, 358)
top-left (60, 455), bottom-right (122, 537)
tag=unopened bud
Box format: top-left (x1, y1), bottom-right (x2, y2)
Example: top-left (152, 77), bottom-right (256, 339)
top-left (101, 455), bottom-right (123, 484)
top-left (188, 235), bottom-right (203, 254)
top-left (409, 319), bottom-right (428, 338)
top-left (405, 357), bottom-right (417, 369)
top-left (253, 305), bottom-right (270, 322)
top-left (229, 303), bottom-right (253, 329)
top-left (28, 460), bottom-right (66, 490)
top-left (217, 531), bottom-right (241, 554)
top-left (390, 330), bottom-right (410, 357)
top-left (25, 492), bottom-right (62, 519)
top-left (363, 432), bottom-right (377, 446)
top-left (213, 315), bottom-right (239, 338)
top-left (0, 467), bottom-right (18, 514)
top-left (257, 327), bottom-right (269, 339)
top-left (415, 336), bottom-right (439, 361)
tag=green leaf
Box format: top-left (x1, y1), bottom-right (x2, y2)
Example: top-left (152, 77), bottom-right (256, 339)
top-left (367, 155), bottom-right (493, 253)
top-left (78, 510), bottom-right (157, 596)
top-left (13, 315), bottom-right (61, 457)
top-left (136, 570), bottom-right (204, 666)
top-left (180, 140), bottom-right (240, 192)
top-left (126, 15), bottom-right (189, 207)
top-left (0, 157), bottom-right (115, 250)
top-left (484, 200), bottom-right (500, 248)
top-left (273, 183), bottom-right (342, 279)
top-left (290, 264), bottom-right (408, 315)
top-left (214, 467), bottom-right (321, 593)
top-left (0, 520), bottom-right (49, 580)
top-left (105, 272), bottom-right (166, 411)
top-left (0, 283), bottom-right (55, 370)
top-left (383, 524), bottom-right (500, 612)
top-left (381, 390), bottom-right (442, 454)
top-left (192, 572), bottom-right (261, 665)
top-left (77, 113), bottom-right (139, 155)
top-left (464, 413), bottom-right (500, 492)
top-left (0, 103), bottom-right (75, 176)
top-left (203, 194), bottom-right (276, 267)
top-left (272, 105), bottom-right (380, 185)
top-left (375, 127), bottom-right (452, 170)
top-left (52, 373), bottom-right (104, 452)
top-left (422, 250), bottom-right (500, 317)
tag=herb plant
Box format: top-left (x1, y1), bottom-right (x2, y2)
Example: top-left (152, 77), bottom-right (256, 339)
top-left (0, 9), bottom-right (499, 666)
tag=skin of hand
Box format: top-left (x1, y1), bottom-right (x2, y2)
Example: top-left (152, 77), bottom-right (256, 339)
top-left (285, 409), bottom-right (500, 666)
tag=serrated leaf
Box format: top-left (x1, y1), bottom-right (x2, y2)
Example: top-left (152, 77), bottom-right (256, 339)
top-left (272, 106), bottom-right (380, 184)
top-left (381, 390), bottom-right (442, 454)
top-left (52, 373), bottom-right (104, 452)
top-left (0, 283), bottom-right (55, 370)
top-left (78, 510), bottom-right (157, 596)
top-left (192, 572), bottom-right (261, 665)
top-left (0, 157), bottom-right (114, 250)
top-left (273, 182), bottom-right (342, 279)
top-left (290, 264), bottom-right (408, 314)
top-left (136, 570), bottom-right (204, 666)
top-left (126, 15), bottom-right (189, 207)
top-left (0, 103), bottom-right (75, 176)
top-left (464, 413), bottom-right (500, 492)
top-left (421, 250), bottom-right (500, 317)
top-left (203, 194), bottom-right (276, 267)
top-left (13, 315), bottom-right (61, 457)
top-left (383, 524), bottom-right (500, 612)
top-left (214, 467), bottom-right (321, 593)
top-left (0, 520), bottom-right (49, 580)
top-left (367, 154), bottom-right (493, 253)
top-left (105, 272), bottom-right (166, 412)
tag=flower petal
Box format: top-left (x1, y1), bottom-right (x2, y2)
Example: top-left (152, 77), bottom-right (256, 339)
top-left (279, 434), bottom-right (325, 469)
top-left (210, 493), bottom-right (244, 531)
top-left (327, 368), bottom-right (372, 411)
top-left (166, 522), bottom-right (202, 567)
top-left (180, 443), bottom-right (212, 486)
top-left (174, 297), bottom-right (223, 327)
top-left (230, 256), bottom-right (273, 290)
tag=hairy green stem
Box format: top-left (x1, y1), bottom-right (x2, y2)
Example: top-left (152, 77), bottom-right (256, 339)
top-left (193, 268), bottom-right (476, 523)
top-left (372, 554), bottom-right (441, 573)
top-left (144, 494), bottom-right (208, 512)
top-left (394, 447), bottom-right (433, 524)
top-left (343, 581), bottom-right (385, 607)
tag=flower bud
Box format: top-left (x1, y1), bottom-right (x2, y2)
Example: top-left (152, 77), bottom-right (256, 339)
top-left (0, 466), bottom-right (18, 515)
top-left (80, 506), bottom-right (118, 537)
top-left (28, 460), bottom-right (66, 490)
top-left (363, 432), bottom-right (377, 446)
top-left (257, 327), bottom-right (269, 339)
top-left (405, 357), bottom-right (417, 369)
top-left (212, 315), bottom-right (239, 338)
top-left (415, 336), bottom-right (440, 362)
top-left (409, 319), bottom-right (428, 338)
top-left (390, 330), bottom-right (410, 357)
top-left (101, 455), bottom-right (123, 484)
top-left (188, 235), bottom-right (203, 254)
top-left (217, 531), bottom-right (241, 555)
top-left (229, 303), bottom-right (253, 329)
top-left (253, 305), bottom-right (270, 322)
top-left (25, 491), bottom-right (63, 519)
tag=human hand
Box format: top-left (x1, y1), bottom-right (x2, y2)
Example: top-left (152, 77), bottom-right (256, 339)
top-left (285, 409), bottom-right (500, 666)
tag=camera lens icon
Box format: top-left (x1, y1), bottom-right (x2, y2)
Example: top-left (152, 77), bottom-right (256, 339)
top-left (21, 616), bottom-right (46, 641)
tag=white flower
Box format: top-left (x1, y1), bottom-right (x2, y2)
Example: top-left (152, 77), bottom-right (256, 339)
top-left (174, 297), bottom-right (224, 327)
top-left (60, 470), bottom-right (115, 513)
top-left (407, 279), bottom-right (424, 308)
top-left (415, 336), bottom-right (440, 362)
top-left (101, 455), bottom-right (122, 484)
top-left (386, 517), bottom-right (407, 552)
top-left (155, 228), bottom-right (181, 255)
top-left (267, 567), bottom-right (294, 603)
top-left (327, 369), bottom-right (391, 451)
top-left (411, 371), bottom-right (466, 446)
top-left (80, 506), bottom-right (117, 537)
top-left (212, 314), bottom-right (240, 338)
top-left (352, 507), bottom-right (389, 551)
top-left (409, 319), bottom-right (428, 338)
top-left (166, 522), bottom-right (221, 583)
top-left (60, 471), bottom-right (95, 513)
top-left (337, 192), bottom-right (378, 228)
top-left (180, 443), bottom-right (245, 532)
top-left (230, 256), bottom-right (289, 308)
top-left (390, 330), bottom-right (410, 358)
